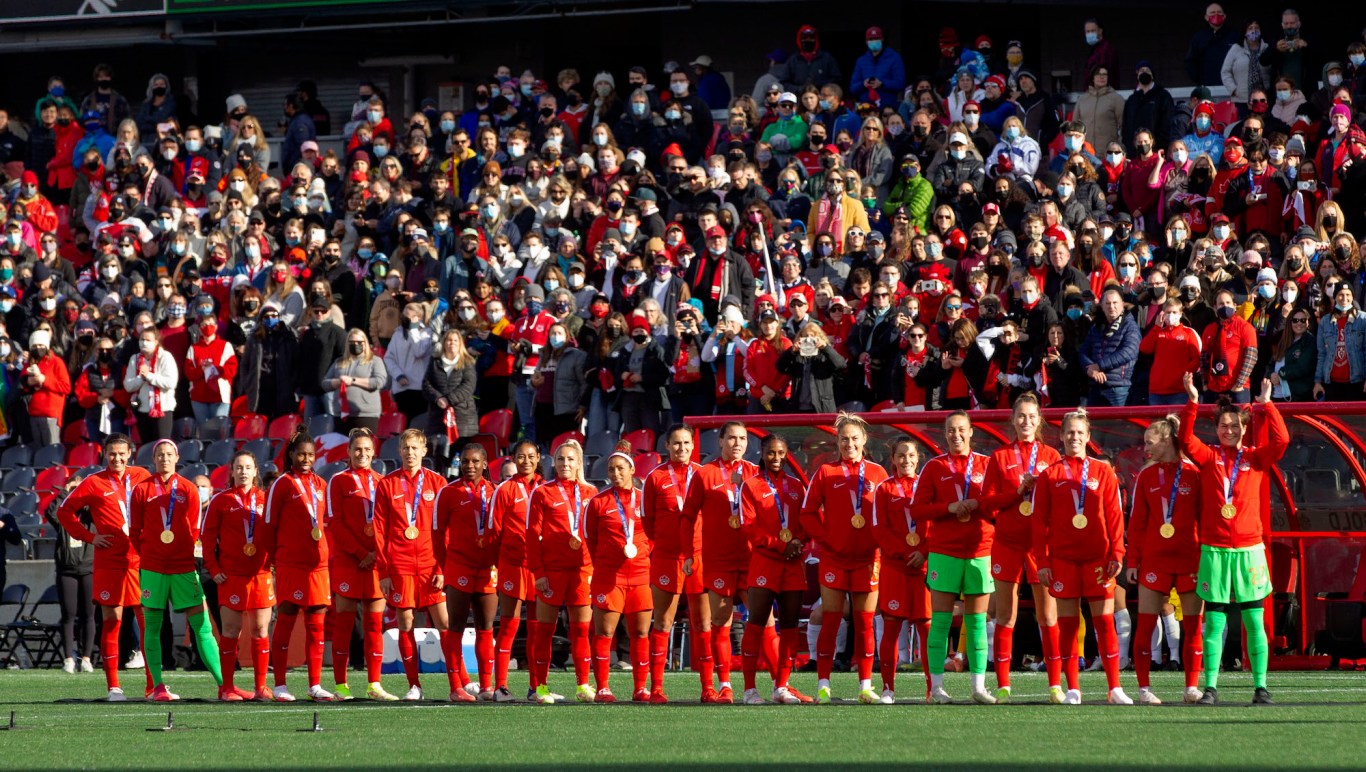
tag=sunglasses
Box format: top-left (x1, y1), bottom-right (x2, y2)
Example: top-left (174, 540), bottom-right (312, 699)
top-left (873, 292), bottom-right (891, 298)
top-left (908, 333), bottom-right (926, 339)
top-left (945, 304), bottom-right (963, 311)
top-left (1292, 317), bottom-right (1310, 324)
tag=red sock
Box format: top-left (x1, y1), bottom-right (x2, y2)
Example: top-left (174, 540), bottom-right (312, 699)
top-left (631, 634), bottom-right (649, 693)
top-left (399, 629), bottom-right (420, 688)
top-left (816, 616), bottom-right (839, 680)
top-left (1058, 615), bottom-right (1081, 691)
top-left (1183, 614), bottom-right (1204, 690)
top-left (777, 628), bottom-right (798, 689)
top-left (1042, 623), bottom-right (1062, 689)
top-left (332, 612), bottom-right (355, 686)
top-left (101, 616), bottom-right (121, 690)
top-left (762, 625), bottom-right (779, 679)
top-left (592, 633), bottom-right (612, 691)
top-left (219, 635), bottom-right (239, 690)
top-left (713, 625), bottom-right (733, 684)
top-left (251, 637), bottom-right (269, 692)
top-left (523, 620), bottom-right (541, 690)
top-left (994, 623), bottom-right (1014, 689)
top-left (303, 614), bottom-right (326, 689)
top-left (879, 617), bottom-right (901, 691)
top-left (475, 628), bottom-right (495, 691)
top-left (571, 622), bottom-right (591, 686)
top-left (534, 620), bottom-right (554, 690)
top-left (856, 612), bottom-right (876, 681)
top-left (362, 612), bottom-right (384, 684)
top-left (134, 607), bottom-right (153, 693)
top-left (915, 620), bottom-right (931, 693)
top-left (1095, 613), bottom-right (1121, 691)
top-left (695, 624), bottom-right (714, 690)
top-left (272, 612), bottom-right (298, 688)
top-left (441, 631), bottom-right (462, 691)
top-left (648, 628), bottom-right (668, 692)
top-left (1135, 612), bottom-right (1158, 689)
top-left (495, 615), bottom-right (520, 689)
top-left (740, 623), bottom-right (761, 691)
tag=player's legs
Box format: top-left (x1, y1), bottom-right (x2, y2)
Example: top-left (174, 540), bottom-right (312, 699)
top-left (1087, 596), bottom-right (1124, 695)
top-left (394, 607), bottom-right (422, 689)
top-left (1178, 591), bottom-right (1205, 692)
top-left (742, 587), bottom-right (775, 697)
top-left (628, 608), bottom-right (652, 697)
top-left (494, 594), bottom-right (523, 693)
top-left (707, 590), bottom-right (736, 695)
top-left (1135, 585), bottom-right (1165, 691)
top-left (815, 586), bottom-right (846, 689)
top-left (775, 590), bottom-right (803, 694)
top-left (992, 578), bottom-right (1018, 690)
top-left (592, 608), bottom-right (621, 695)
top-left (567, 605), bottom-right (592, 690)
top-left (1055, 597), bottom-right (1082, 693)
top-left (301, 605), bottom-right (328, 693)
top-left (850, 591), bottom-right (878, 694)
top-left (99, 605), bottom-right (123, 692)
top-left (273, 601), bottom-right (301, 691)
top-left (1032, 583), bottom-right (1062, 689)
top-left (648, 587), bottom-right (680, 697)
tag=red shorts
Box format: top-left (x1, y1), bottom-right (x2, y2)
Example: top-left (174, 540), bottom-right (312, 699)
top-left (93, 565), bottom-right (140, 607)
top-left (445, 562), bottom-right (497, 595)
top-left (219, 572), bottom-right (275, 612)
top-left (702, 566), bottom-right (747, 597)
top-left (537, 566), bottom-right (591, 607)
top-left (331, 561), bottom-right (383, 600)
top-left (746, 553), bottom-right (807, 594)
top-left (592, 583), bottom-right (652, 614)
top-left (990, 543), bottom-right (1039, 585)
top-left (387, 574), bottom-right (447, 609)
top-left (275, 566), bottom-right (332, 607)
top-left (650, 555), bottom-right (705, 595)
top-left (878, 566), bottom-right (930, 620)
top-left (1138, 568), bottom-right (1198, 595)
top-left (818, 559), bottom-right (880, 593)
top-left (496, 562), bottom-right (535, 602)
top-left (1045, 559), bottom-right (1114, 600)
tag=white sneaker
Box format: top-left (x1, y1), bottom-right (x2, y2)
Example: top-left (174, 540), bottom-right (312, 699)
top-left (742, 687), bottom-right (765, 705)
top-left (929, 686), bottom-right (953, 704)
top-left (1063, 688), bottom-right (1083, 705)
top-left (62, 658), bottom-right (75, 674)
top-left (1085, 657), bottom-right (1103, 672)
top-left (1138, 687), bottom-right (1162, 705)
top-left (403, 685), bottom-right (423, 701)
top-left (463, 682), bottom-right (480, 699)
top-left (772, 686), bottom-right (802, 705)
top-left (970, 688), bottom-right (998, 705)
top-left (1108, 687), bottom-right (1133, 705)
top-left (272, 685), bottom-right (296, 702)
top-left (125, 650), bottom-right (144, 669)
top-left (308, 685), bottom-right (335, 702)
top-left (107, 687), bottom-right (126, 702)
top-left (879, 688), bottom-right (895, 705)
top-left (1184, 686), bottom-right (1203, 704)
top-left (79, 657), bottom-right (94, 673)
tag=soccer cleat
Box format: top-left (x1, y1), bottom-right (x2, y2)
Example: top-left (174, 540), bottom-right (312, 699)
top-left (149, 684), bottom-right (179, 702)
top-left (1048, 685), bottom-right (1067, 704)
top-left (595, 688), bottom-right (616, 703)
top-left (107, 687), bottom-right (126, 702)
top-left (700, 687), bottom-right (719, 704)
top-left (773, 687), bottom-right (802, 705)
top-left (548, 690), bottom-right (566, 701)
top-left (62, 658), bottom-right (76, 674)
top-left (527, 688), bottom-right (537, 701)
top-left (1138, 687), bottom-right (1162, 705)
top-left (463, 682), bottom-right (480, 700)
top-left (79, 657), bottom-right (94, 673)
top-left (125, 650), bottom-right (145, 669)
top-left (450, 687), bottom-right (476, 703)
top-left (534, 685), bottom-right (558, 704)
top-left (272, 685), bottom-right (296, 702)
top-left (632, 687), bottom-right (650, 703)
top-left (309, 685), bottom-right (337, 702)
top-left (649, 689), bottom-right (669, 705)
top-left (367, 683), bottom-right (400, 701)
top-left (401, 686), bottom-right (423, 701)
top-left (1197, 687), bottom-right (1219, 705)
top-left (815, 685), bottom-right (833, 704)
top-left (929, 687), bottom-right (953, 704)
top-left (784, 686), bottom-right (815, 704)
top-left (716, 685), bottom-right (734, 704)
top-left (253, 687), bottom-right (274, 702)
top-left (492, 687), bottom-right (516, 703)
top-left (995, 686), bottom-right (1012, 704)
top-left (218, 685), bottom-right (246, 702)
top-left (478, 688), bottom-right (495, 702)
top-left (743, 688), bottom-right (765, 705)
top-left (857, 687), bottom-right (881, 704)
top-left (879, 688), bottom-right (895, 705)
top-left (1107, 687), bottom-right (1134, 705)
top-left (332, 683), bottom-right (353, 701)
top-left (1184, 687), bottom-right (1203, 704)
top-left (576, 684), bottom-right (597, 703)
top-left (1252, 688), bottom-right (1274, 705)
top-left (970, 688), bottom-right (998, 705)
top-left (1063, 689), bottom-right (1083, 705)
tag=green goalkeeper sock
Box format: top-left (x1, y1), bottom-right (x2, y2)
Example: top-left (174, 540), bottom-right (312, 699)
top-left (1242, 606), bottom-right (1269, 689)
top-left (928, 611), bottom-right (952, 677)
top-left (1203, 607), bottom-right (1228, 689)
top-left (964, 612), bottom-right (988, 676)
top-left (143, 609), bottom-right (164, 686)
top-left (189, 610), bottom-right (224, 686)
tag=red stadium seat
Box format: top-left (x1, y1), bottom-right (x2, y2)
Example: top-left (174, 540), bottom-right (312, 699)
top-left (1209, 100), bottom-right (1239, 134)
top-left (267, 414), bottom-right (303, 441)
top-left (490, 456), bottom-right (510, 482)
top-left (209, 464), bottom-right (231, 491)
top-left (632, 451), bottom-right (660, 472)
top-left (551, 431), bottom-right (585, 451)
top-left (380, 391), bottom-right (396, 414)
top-left (230, 395), bottom-right (249, 418)
top-left (234, 414), bottom-right (268, 441)
top-left (35, 467), bottom-right (69, 492)
top-left (622, 428), bottom-right (655, 456)
top-left (61, 421), bottom-right (88, 447)
top-left (67, 442), bottom-right (103, 468)
top-left (469, 434), bottom-right (499, 463)
top-left (376, 412), bottom-right (407, 439)
top-left (479, 409), bottom-right (514, 453)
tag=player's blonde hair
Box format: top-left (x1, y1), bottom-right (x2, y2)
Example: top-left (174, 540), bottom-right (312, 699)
top-left (1145, 413), bottom-right (1181, 444)
top-left (834, 411), bottom-right (870, 437)
top-left (1062, 407), bottom-right (1091, 432)
top-left (553, 439), bottom-right (587, 483)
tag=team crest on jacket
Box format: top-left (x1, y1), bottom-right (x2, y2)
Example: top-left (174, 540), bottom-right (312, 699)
top-left (824, 572), bottom-right (836, 583)
top-left (971, 474), bottom-right (984, 485)
top-left (755, 575), bottom-right (768, 587)
top-left (339, 582), bottom-right (351, 593)
top-left (100, 590), bottom-right (110, 602)
top-left (992, 563), bottom-right (1002, 575)
top-left (1086, 478), bottom-right (1099, 490)
top-left (229, 595), bottom-right (241, 606)
top-left (293, 590), bottom-right (304, 601)
top-left (1035, 463), bottom-right (1049, 471)
top-left (423, 491), bottom-right (435, 502)
top-left (1145, 572), bottom-right (1158, 585)
top-left (1053, 581), bottom-right (1064, 593)
top-left (929, 570), bottom-right (938, 582)
top-left (596, 594), bottom-right (607, 605)
top-left (714, 578), bottom-right (725, 590)
top-left (542, 588), bottom-right (553, 598)
top-left (1201, 581), bottom-right (1210, 593)
top-left (457, 576), bottom-right (469, 588)
top-left (658, 574), bottom-right (670, 587)
top-left (392, 593), bottom-right (403, 603)
top-left (503, 580), bottom-right (514, 591)
top-left (887, 600), bottom-right (900, 611)
top-left (142, 589), bottom-right (151, 600)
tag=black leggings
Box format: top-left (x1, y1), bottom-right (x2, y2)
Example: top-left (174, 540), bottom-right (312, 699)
top-left (57, 573), bottom-right (95, 659)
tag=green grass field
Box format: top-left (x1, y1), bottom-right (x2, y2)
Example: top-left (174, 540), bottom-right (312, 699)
top-left (0, 669), bottom-right (1363, 769)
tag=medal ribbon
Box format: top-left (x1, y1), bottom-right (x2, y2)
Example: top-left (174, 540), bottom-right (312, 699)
top-left (762, 472), bottom-right (786, 530)
top-left (1222, 448), bottom-right (1244, 507)
top-left (364, 473), bottom-right (376, 525)
top-left (159, 476), bottom-right (177, 534)
top-left (667, 463), bottom-right (694, 510)
top-left (613, 487), bottom-right (637, 544)
top-left (407, 472), bottom-right (424, 529)
top-left (294, 475), bottom-right (319, 531)
top-left (1013, 441), bottom-right (1039, 477)
top-left (1162, 464), bottom-right (1182, 525)
top-left (1067, 456), bottom-right (1090, 514)
top-left (954, 454), bottom-right (976, 502)
top-left (849, 460), bottom-right (867, 516)
top-left (118, 475), bottom-right (132, 531)
top-left (240, 489), bottom-right (257, 545)
top-left (474, 482), bottom-right (490, 537)
top-left (567, 481), bottom-right (584, 538)
top-left (897, 477), bottom-right (917, 534)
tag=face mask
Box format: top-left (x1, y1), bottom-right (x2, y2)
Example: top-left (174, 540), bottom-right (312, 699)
top-left (868, 40), bottom-right (883, 54)
top-left (1329, 73), bottom-right (1344, 88)
top-left (36, 297), bottom-right (57, 312)
top-left (544, 279), bottom-right (560, 292)
top-left (1056, 184), bottom-right (1073, 199)
top-left (1275, 89), bottom-right (1293, 102)
top-left (487, 309), bottom-right (504, 324)
top-left (1119, 265), bottom-right (1136, 280)
top-left (263, 316), bottom-right (281, 329)
top-left (385, 276), bottom-right (401, 291)
top-left (632, 332), bottom-right (650, 344)
top-left (167, 303), bottom-right (187, 319)
top-left (669, 82), bottom-right (687, 96)
top-left (1063, 136), bottom-right (1082, 153)
top-left (139, 339), bottom-right (157, 354)
top-left (1246, 29), bottom-right (1261, 42)
top-left (1066, 307), bottom-right (1083, 320)
top-left (592, 305), bottom-right (610, 320)
top-left (631, 102), bottom-right (648, 118)
top-left (1217, 306), bottom-right (1236, 320)
top-left (815, 243), bottom-right (833, 258)
top-left (1254, 284), bottom-right (1276, 300)
top-left (1194, 116), bottom-right (1211, 132)
top-left (548, 334), bottom-right (566, 349)
top-left (964, 113), bottom-right (980, 127)
top-left (482, 204), bottom-right (499, 220)
top-left (1022, 291), bottom-right (1038, 305)
top-left (1338, 302), bottom-right (1354, 314)
top-left (887, 124), bottom-right (903, 137)
top-left (927, 243), bottom-right (943, 258)
top-left (1085, 32), bottom-right (1099, 45)
top-left (1210, 225), bottom-right (1231, 242)
top-left (367, 110), bottom-right (383, 124)
top-left (949, 148), bottom-right (966, 161)
top-left (229, 180), bottom-right (246, 192)
top-left (1354, 55), bottom-right (1366, 67)
top-left (373, 145), bottom-right (389, 158)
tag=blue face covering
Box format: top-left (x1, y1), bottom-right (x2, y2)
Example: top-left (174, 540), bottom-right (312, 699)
top-left (528, 300), bottom-right (544, 316)
top-left (1066, 307), bottom-right (1083, 320)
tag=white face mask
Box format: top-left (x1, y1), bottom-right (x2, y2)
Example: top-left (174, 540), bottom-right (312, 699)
top-left (1212, 225), bottom-right (1230, 241)
top-left (229, 180), bottom-right (246, 192)
top-left (39, 298), bottom-right (56, 311)
top-left (1165, 311), bottom-right (1182, 326)
top-left (486, 309), bottom-right (504, 324)
top-left (139, 339), bottom-right (157, 354)
top-left (1171, 150), bottom-right (1187, 165)
top-left (102, 266), bottom-right (119, 279)
top-left (1282, 287), bottom-right (1298, 303)
top-left (458, 307), bottom-right (476, 321)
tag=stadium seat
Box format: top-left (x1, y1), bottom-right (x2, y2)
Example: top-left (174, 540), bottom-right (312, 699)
top-left (468, 434), bottom-right (499, 463)
top-left (0, 583), bottom-right (31, 665)
top-left (203, 439), bottom-right (237, 469)
top-left (490, 457), bottom-right (510, 482)
top-left (61, 421), bottom-right (89, 447)
top-left (243, 438), bottom-right (273, 466)
top-left (2, 467), bottom-right (36, 493)
top-left (698, 428), bottom-right (721, 458)
top-left (633, 451), bottom-right (660, 472)
top-left (380, 391), bottom-right (396, 414)
top-left (307, 415), bottom-right (336, 438)
top-left (209, 464), bottom-right (230, 491)
top-left (871, 400), bottom-right (898, 412)
top-left (180, 463), bottom-right (208, 482)
top-left (7, 491), bottom-right (37, 516)
top-left (173, 417), bottom-right (199, 441)
top-left (268, 414), bottom-right (303, 441)
top-left (622, 429), bottom-right (655, 456)
top-left (589, 454), bottom-right (612, 480)
top-left (551, 430), bottom-right (585, 451)
top-left (314, 461), bottom-right (347, 481)
top-left (585, 431), bottom-right (619, 459)
top-left (376, 411), bottom-right (406, 439)
top-left (200, 417), bottom-right (231, 442)
top-left (32, 444), bottom-right (65, 469)
top-left (379, 436), bottom-right (403, 462)
top-left (34, 467), bottom-right (69, 493)
top-left (0, 446), bottom-right (32, 471)
top-left (479, 409), bottom-right (514, 453)
top-left (11, 585), bottom-right (63, 668)
top-left (234, 414), bottom-right (268, 441)
top-left (176, 440), bottom-right (203, 463)
top-left (134, 442), bottom-right (157, 468)
top-left (229, 395), bottom-right (249, 418)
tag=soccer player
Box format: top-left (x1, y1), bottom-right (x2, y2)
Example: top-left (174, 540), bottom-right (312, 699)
top-left (585, 446), bottom-right (653, 702)
top-left (526, 440), bottom-right (598, 704)
top-left (1032, 409), bottom-right (1131, 705)
top-left (56, 434), bottom-right (153, 701)
top-left (129, 439), bottom-right (219, 700)
top-left (325, 428), bottom-right (399, 701)
top-left (981, 393), bottom-right (1063, 703)
top-left (680, 420), bottom-right (758, 703)
top-left (264, 429), bottom-right (334, 702)
top-left (489, 439), bottom-right (543, 701)
top-left (435, 444), bottom-right (499, 701)
top-left (1127, 415), bottom-right (1203, 704)
top-left (641, 424), bottom-right (711, 704)
top-left (739, 434), bottom-right (808, 705)
top-left (203, 450), bottom-right (274, 701)
top-left (374, 429), bottom-right (450, 701)
top-left (801, 412), bottom-right (889, 705)
top-left (910, 411), bottom-right (995, 704)
top-left (872, 437), bottom-right (932, 704)
top-left (1179, 374), bottom-right (1287, 705)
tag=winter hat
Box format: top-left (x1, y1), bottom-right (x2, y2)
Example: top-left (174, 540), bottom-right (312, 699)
top-left (594, 71), bottom-right (615, 88)
top-left (28, 330), bottom-right (50, 348)
top-left (225, 94), bottom-right (247, 113)
top-left (1256, 268), bottom-right (1278, 284)
top-left (1331, 102), bottom-right (1353, 122)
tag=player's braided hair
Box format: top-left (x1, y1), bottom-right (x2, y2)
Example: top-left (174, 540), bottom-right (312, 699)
top-left (283, 427), bottom-right (314, 474)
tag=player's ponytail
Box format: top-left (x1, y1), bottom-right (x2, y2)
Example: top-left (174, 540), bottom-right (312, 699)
top-left (283, 427), bottom-right (314, 475)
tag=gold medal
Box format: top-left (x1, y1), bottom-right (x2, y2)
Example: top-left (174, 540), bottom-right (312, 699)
top-left (1159, 523), bottom-right (1176, 539)
top-left (568, 537), bottom-right (582, 550)
top-left (624, 543), bottom-right (639, 559)
top-left (906, 532), bottom-right (921, 547)
top-left (778, 528), bottom-right (793, 543)
top-left (160, 529), bottom-right (175, 544)
top-left (1220, 503), bottom-right (1237, 519)
top-left (311, 527), bottom-right (323, 541)
top-left (851, 514), bottom-right (866, 529)
top-left (243, 543), bottom-right (257, 557)
top-left (404, 525), bottom-right (419, 540)
top-left (728, 515), bottom-right (742, 529)
top-left (364, 524), bottom-right (374, 536)
top-left (1019, 501), bottom-right (1033, 516)
top-left (1071, 513), bottom-right (1088, 529)
top-left (476, 536), bottom-right (485, 548)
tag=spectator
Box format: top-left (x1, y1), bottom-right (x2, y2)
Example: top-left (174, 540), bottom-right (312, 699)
top-left (689, 56), bottom-right (731, 111)
top-left (1186, 5), bottom-right (1238, 86)
top-left (776, 320), bottom-right (846, 412)
top-left (850, 27), bottom-right (906, 109)
top-left (239, 306), bottom-right (298, 420)
top-left (1079, 287), bottom-right (1140, 406)
top-left (1123, 61), bottom-right (1175, 154)
top-left (1264, 9), bottom-right (1314, 90)
top-left (1222, 21), bottom-right (1274, 113)
top-left (22, 328), bottom-right (70, 446)
top-left (780, 25), bottom-right (843, 93)
top-left (1073, 67), bottom-right (1124, 151)
top-left (185, 310), bottom-right (237, 423)
top-left (385, 303), bottom-right (434, 421)
top-left (529, 321), bottom-right (588, 444)
top-left (123, 326), bottom-right (177, 443)
top-left (1083, 18), bottom-right (1119, 87)
top-left (988, 117), bottom-right (1041, 184)
top-left (1314, 284), bottom-right (1366, 401)
top-left (322, 327), bottom-right (389, 434)
top-left (1270, 305), bottom-right (1317, 401)
top-left (295, 298), bottom-right (346, 419)
top-left (1202, 289), bottom-right (1260, 403)
top-left (44, 476), bottom-right (96, 674)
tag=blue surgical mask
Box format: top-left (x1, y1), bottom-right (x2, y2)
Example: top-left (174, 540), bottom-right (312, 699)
top-left (439, 120), bottom-right (455, 133)
top-left (373, 144), bottom-right (389, 158)
top-left (950, 148), bottom-right (966, 160)
top-left (548, 334), bottom-right (565, 348)
top-left (868, 40), bottom-right (883, 54)
top-left (1064, 136), bottom-right (1082, 152)
top-left (185, 139), bottom-right (201, 153)
top-left (665, 109), bottom-right (681, 121)
top-left (263, 316), bottom-right (280, 328)
top-left (433, 222), bottom-right (449, 234)
top-left (1119, 265), bottom-right (1136, 279)
top-left (1085, 32), bottom-right (1099, 45)
top-left (367, 110), bottom-right (383, 123)
top-left (483, 204), bottom-right (499, 219)
top-left (1066, 307), bottom-right (1083, 320)
top-left (1195, 116), bottom-right (1211, 132)
top-left (1257, 284), bottom-right (1276, 299)
top-left (631, 102), bottom-right (648, 117)
top-left (1005, 126), bottom-right (1021, 141)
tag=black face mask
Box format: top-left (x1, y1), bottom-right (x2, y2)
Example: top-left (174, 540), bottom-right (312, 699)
top-left (566, 93), bottom-right (581, 106)
top-left (97, 350), bottom-right (112, 363)
top-left (1113, 227), bottom-right (1131, 241)
top-left (423, 288), bottom-right (439, 299)
top-left (1182, 286), bottom-right (1200, 300)
top-left (349, 341), bottom-right (364, 355)
top-left (539, 107), bottom-right (554, 117)
top-left (632, 332), bottom-right (650, 344)
top-left (85, 159), bottom-right (100, 172)
top-left (912, 125), bottom-right (929, 138)
top-left (970, 235), bottom-right (988, 249)
top-left (1137, 72), bottom-right (1154, 86)
top-left (244, 300), bottom-right (260, 313)
top-left (462, 241), bottom-right (478, 254)
top-left (152, 86), bottom-right (167, 98)
top-left (1337, 245), bottom-right (1351, 260)
top-left (1135, 143), bottom-right (1151, 155)
top-left (987, 262), bottom-right (1008, 276)
top-left (1325, 215), bottom-right (1340, 228)
top-left (97, 79), bottom-right (112, 90)
top-left (57, 118), bottom-right (71, 127)
top-left (1244, 265), bottom-right (1260, 280)
top-left (799, 38), bottom-right (816, 53)
top-left (606, 327), bottom-right (622, 340)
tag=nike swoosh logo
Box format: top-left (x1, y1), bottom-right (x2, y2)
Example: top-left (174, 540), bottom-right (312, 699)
top-left (102, 491), bottom-right (114, 497)
top-left (1054, 480), bottom-right (1071, 488)
top-left (939, 475), bottom-right (954, 482)
top-left (1148, 487), bottom-right (1162, 494)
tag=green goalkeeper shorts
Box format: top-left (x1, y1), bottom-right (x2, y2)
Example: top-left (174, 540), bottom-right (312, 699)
top-left (140, 570), bottom-right (206, 611)
top-left (926, 553), bottom-right (994, 596)
top-left (1197, 545), bottom-right (1271, 605)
